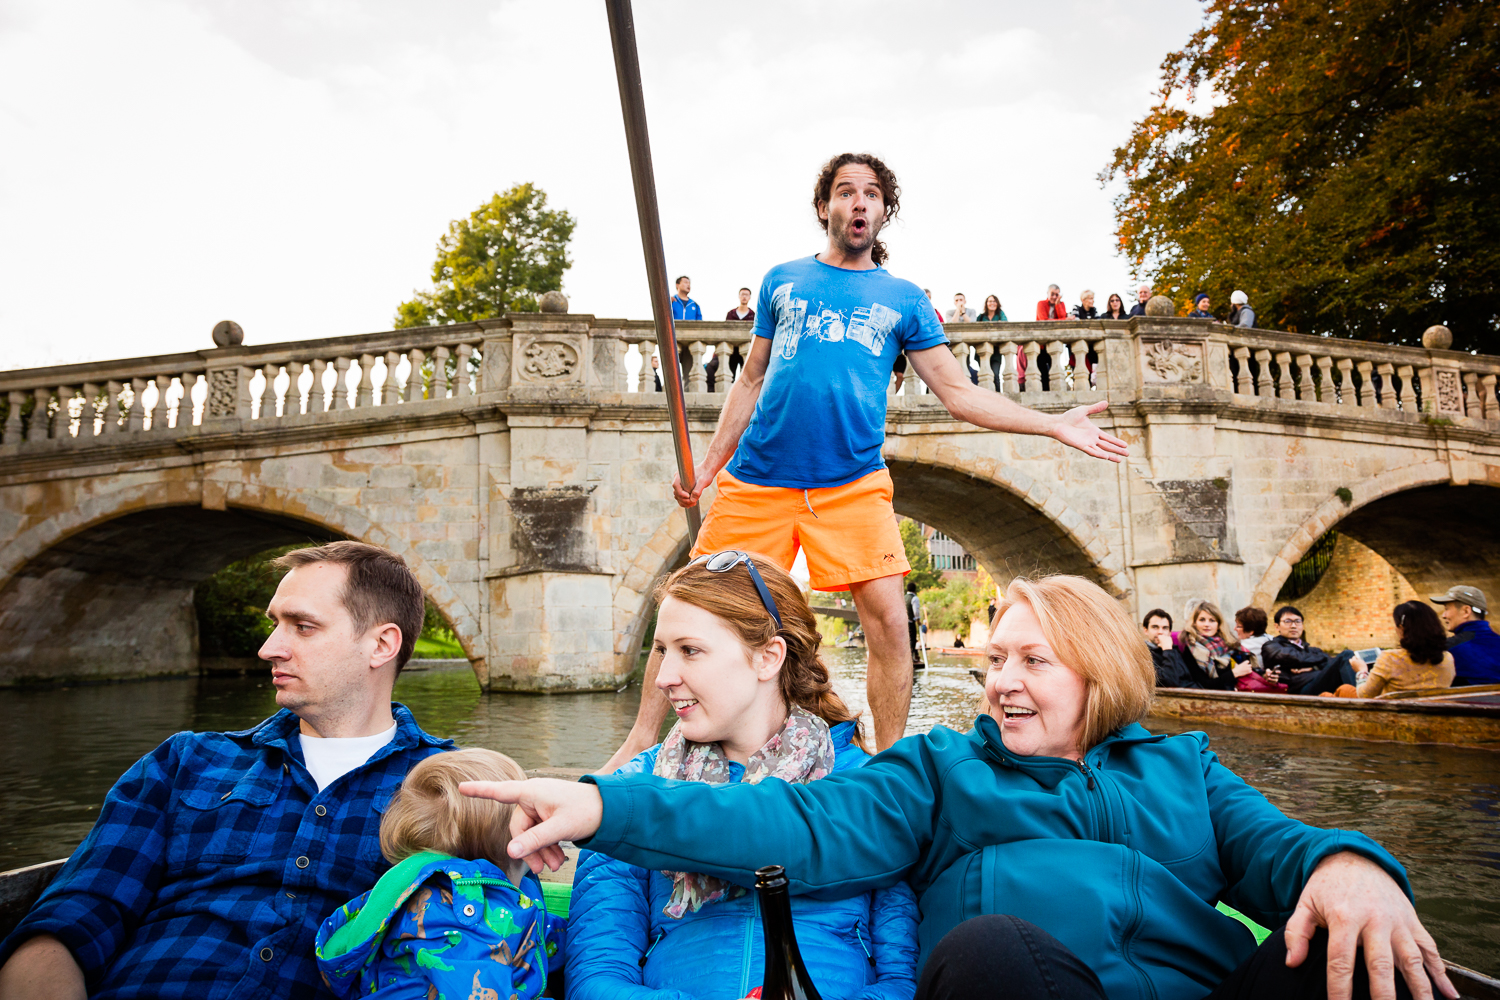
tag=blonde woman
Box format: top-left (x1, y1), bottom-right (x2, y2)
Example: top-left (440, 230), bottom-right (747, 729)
top-left (474, 575), bottom-right (1450, 1000)
top-left (1174, 599), bottom-right (1248, 691)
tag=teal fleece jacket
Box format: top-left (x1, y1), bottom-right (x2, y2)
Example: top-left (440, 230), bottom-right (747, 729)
top-left (582, 718), bottom-right (1411, 1000)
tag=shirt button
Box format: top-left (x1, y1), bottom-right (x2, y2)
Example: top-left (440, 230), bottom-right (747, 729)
top-left (259, 947), bottom-right (273, 961)
top-left (315, 805), bottom-right (327, 817)
top-left (462, 903), bottom-right (476, 917)
top-left (295, 856), bottom-right (310, 869)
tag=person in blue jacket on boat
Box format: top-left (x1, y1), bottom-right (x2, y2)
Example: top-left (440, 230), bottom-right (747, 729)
top-left (468, 574), bottom-right (1456, 1000)
top-left (566, 552), bottom-right (920, 1000)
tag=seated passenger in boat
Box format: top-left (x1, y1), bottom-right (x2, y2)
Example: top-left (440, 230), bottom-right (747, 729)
top-left (1350, 602), bottom-right (1454, 698)
top-left (565, 552), bottom-right (920, 1000)
top-left (470, 575), bottom-right (1454, 1000)
top-left (315, 749), bottom-right (565, 999)
top-left (1173, 599), bottom-right (1247, 691)
top-left (1261, 606), bottom-right (1359, 696)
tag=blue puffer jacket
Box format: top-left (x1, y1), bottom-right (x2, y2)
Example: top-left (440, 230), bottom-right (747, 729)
top-left (567, 721), bottom-right (919, 1000)
top-left (581, 717), bottom-right (1412, 1000)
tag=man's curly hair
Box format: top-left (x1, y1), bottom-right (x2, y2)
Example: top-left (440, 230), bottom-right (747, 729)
top-left (812, 153), bottom-right (901, 266)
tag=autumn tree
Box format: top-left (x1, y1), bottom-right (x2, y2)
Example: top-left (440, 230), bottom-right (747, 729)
top-left (395, 183), bottom-right (576, 327)
top-left (1104, 0), bottom-right (1498, 351)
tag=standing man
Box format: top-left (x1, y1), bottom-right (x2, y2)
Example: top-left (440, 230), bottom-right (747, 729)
top-left (945, 293), bottom-right (977, 323)
top-left (1431, 585), bottom-right (1500, 686)
top-left (1128, 283), bottom-right (1152, 317)
top-left (726, 287), bottom-right (754, 321)
top-left (671, 275), bottom-right (702, 321)
top-left (600, 152), bottom-right (1127, 766)
top-left (1035, 284), bottom-right (1067, 321)
top-left (906, 582), bottom-right (925, 664)
top-left (0, 542), bottom-right (453, 1000)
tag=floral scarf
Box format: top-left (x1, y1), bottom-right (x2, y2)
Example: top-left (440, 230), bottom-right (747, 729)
top-left (1188, 632), bottom-right (1234, 679)
top-left (652, 706), bottom-right (836, 918)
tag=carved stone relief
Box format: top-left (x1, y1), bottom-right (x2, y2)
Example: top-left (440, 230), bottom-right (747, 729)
top-left (207, 369), bottom-right (239, 417)
top-left (1140, 339), bottom-right (1204, 384)
top-left (511, 332), bottom-right (588, 387)
top-left (1434, 369), bottom-right (1464, 415)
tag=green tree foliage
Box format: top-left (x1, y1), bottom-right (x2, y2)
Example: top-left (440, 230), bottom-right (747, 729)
top-left (899, 518), bottom-right (944, 592)
top-left (919, 577), bottom-right (988, 633)
top-left (1104, 0), bottom-right (1499, 350)
top-left (395, 183), bottom-right (576, 328)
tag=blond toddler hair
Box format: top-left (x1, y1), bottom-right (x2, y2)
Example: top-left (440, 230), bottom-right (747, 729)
top-left (379, 748), bottom-right (526, 870)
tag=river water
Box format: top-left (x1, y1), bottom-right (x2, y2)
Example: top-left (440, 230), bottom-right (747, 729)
top-left (1, 653), bottom-right (1495, 975)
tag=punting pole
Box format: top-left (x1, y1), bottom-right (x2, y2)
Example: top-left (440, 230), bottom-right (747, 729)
top-left (604, 0), bottom-right (701, 545)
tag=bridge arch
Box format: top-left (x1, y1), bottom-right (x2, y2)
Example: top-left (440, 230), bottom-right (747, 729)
top-left (1252, 462), bottom-right (1500, 609)
top-left (0, 479), bottom-right (484, 685)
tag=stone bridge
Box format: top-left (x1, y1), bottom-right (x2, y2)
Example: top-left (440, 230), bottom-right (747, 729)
top-left (2, 311), bottom-right (1498, 689)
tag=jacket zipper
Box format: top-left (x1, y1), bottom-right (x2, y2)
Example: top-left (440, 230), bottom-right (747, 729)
top-left (855, 919), bottom-right (875, 967)
top-left (638, 929), bottom-right (664, 968)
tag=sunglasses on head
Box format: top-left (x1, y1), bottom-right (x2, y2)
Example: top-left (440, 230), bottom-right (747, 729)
top-left (689, 550), bottom-right (783, 630)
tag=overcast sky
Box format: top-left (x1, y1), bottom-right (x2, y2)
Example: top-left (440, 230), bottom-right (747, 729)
top-left (0, 0), bottom-right (1204, 370)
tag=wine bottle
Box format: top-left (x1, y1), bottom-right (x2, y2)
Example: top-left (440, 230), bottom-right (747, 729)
top-left (755, 864), bottom-right (824, 1000)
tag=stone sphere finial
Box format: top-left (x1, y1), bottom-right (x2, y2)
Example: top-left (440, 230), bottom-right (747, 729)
top-left (1421, 325), bottom-right (1452, 350)
top-left (1144, 295), bottom-right (1176, 317)
top-left (211, 320), bottom-right (244, 347)
top-left (539, 291), bottom-right (569, 314)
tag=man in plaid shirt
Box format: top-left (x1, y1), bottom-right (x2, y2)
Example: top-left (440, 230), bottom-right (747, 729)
top-left (0, 542), bottom-right (453, 999)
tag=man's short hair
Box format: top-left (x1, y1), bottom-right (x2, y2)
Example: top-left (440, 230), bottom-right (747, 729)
top-left (380, 749), bottom-right (525, 868)
top-left (1273, 605), bottom-right (1304, 624)
top-left (955, 292), bottom-right (966, 299)
top-left (740, 286), bottom-right (752, 293)
top-left (675, 275), bottom-right (690, 287)
top-left (273, 541), bottom-right (426, 672)
top-left (1235, 606), bottom-right (1268, 636)
top-left (812, 152), bottom-right (901, 267)
top-left (1142, 608), bottom-right (1172, 629)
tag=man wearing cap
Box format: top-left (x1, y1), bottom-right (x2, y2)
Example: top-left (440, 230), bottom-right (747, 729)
top-left (1431, 585), bottom-right (1500, 686)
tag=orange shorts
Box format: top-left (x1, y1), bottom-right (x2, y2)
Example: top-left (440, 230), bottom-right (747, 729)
top-left (691, 468), bottom-right (910, 591)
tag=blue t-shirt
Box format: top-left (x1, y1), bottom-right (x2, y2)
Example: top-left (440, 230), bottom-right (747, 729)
top-left (725, 255), bottom-right (948, 489)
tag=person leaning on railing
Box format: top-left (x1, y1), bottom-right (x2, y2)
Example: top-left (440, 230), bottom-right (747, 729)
top-left (465, 575), bottom-right (1456, 1000)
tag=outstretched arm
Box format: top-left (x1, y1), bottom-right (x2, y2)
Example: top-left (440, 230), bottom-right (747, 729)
top-left (671, 337), bottom-right (773, 507)
top-left (905, 344), bottom-right (1128, 462)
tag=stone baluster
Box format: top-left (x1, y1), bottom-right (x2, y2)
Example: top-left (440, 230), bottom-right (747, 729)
top-left (103, 381), bottom-right (121, 433)
top-left (381, 352), bottom-right (401, 404)
top-left (1313, 356), bottom-right (1333, 404)
top-left (456, 343), bottom-right (475, 395)
top-left (259, 365), bottom-right (279, 420)
top-left (4, 390), bottom-right (23, 443)
top-left (976, 343), bottom-right (995, 391)
top-left (81, 383), bottom-right (101, 436)
top-left (127, 379), bottom-right (146, 432)
top-left (1375, 363), bottom-right (1395, 408)
top-left (148, 374), bottom-right (170, 430)
top-left (1295, 354), bottom-right (1314, 400)
top-left (283, 362), bottom-right (303, 416)
top-left (1274, 352), bottom-right (1294, 399)
top-left (1001, 343), bottom-right (1019, 393)
top-left (688, 342), bottom-right (708, 393)
top-left (1354, 361), bottom-right (1373, 408)
top-left (1254, 350), bottom-right (1273, 396)
top-left (431, 347), bottom-right (451, 398)
top-left (355, 355), bottom-right (375, 408)
top-left (176, 374), bottom-right (195, 427)
top-left (1480, 374), bottom-right (1498, 419)
top-left (1070, 339), bottom-right (1091, 390)
top-left (1335, 359), bottom-right (1355, 408)
top-left (332, 358), bottom-right (352, 410)
top-left (715, 341), bottom-right (732, 392)
top-left (1231, 347), bottom-right (1251, 394)
top-left (909, 366), bottom-right (926, 396)
top-left (1396, 365), bottom-right (1414, 410)
top-left (1047, 341), bottom-right (1069, 392)
top-left (308, 360), bottom-right (327, 413)
top-left (1092, 339), bottom-right (1108, 393)
top-left (1022, 342), bottom-right (1041, 393)
top-left (1462, 373), bottom-right (1478, 417)
top-left (27, 386), bottom-right (52, 441)
top-left (1418, 366), bottom-right (1437, 414)
top-left (54, 386), bottom-right (75, 438)
top-left (407, 349), bottom-right (427, 400)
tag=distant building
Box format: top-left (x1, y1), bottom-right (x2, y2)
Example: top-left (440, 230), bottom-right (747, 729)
top-left (910, 522), bottom-right (976, 577)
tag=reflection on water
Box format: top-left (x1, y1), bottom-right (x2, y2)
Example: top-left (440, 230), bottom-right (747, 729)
top-left (0, 653), bottom-right (1494, 975)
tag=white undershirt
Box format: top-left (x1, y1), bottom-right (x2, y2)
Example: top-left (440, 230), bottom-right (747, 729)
top-left (299, 723), bottom-right (397, 791)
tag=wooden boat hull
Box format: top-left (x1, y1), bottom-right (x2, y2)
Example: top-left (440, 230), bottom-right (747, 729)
top-left (1149, 687), bottom-right (1500, 750)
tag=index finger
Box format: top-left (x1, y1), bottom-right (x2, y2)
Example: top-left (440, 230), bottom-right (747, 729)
top-left (459, 779), bottom-right (526, 803)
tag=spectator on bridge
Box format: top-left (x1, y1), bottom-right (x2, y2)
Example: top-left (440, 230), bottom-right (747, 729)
top-left (566, 554), bottom-right (920, 999)
top-left (978, 294), bottom-right (1006, 322)
top-left (0, 542), bottom-right (455, 1000)
top-left (650, 352), bottom-right (663, 392)
top-left (1350, 602), bottom-right (1455, 698)
top-left (1174, 599), bottom-right (1243, 690)
top-left (1143, 608), bottom-right (1192, 687)
top-left (1229, 289), bottom-right (1256, 328)
top-left (1431, 585), bottom-right (1500, 685)
top-left (1128, 283), bottom-right (1152, 317)
top-left (1071, 290), bottom-right (1099, 320)
top-left (726, 286), bottom-right (754, 321)
top-left (1035, 284), bottom-right (1067, 321)
top-left (671, 276), bottom-right (703, 322)
top-left (1102, 293), bottom-right (1129, 320)
top-left (1233, 606), bottom-right (1271, 669)
top-left (947, 292), bottom-right (978, 323)
top-left (1188, 292), bottom-right (1214, 319)
top-left (1261, 606), bottom-right (1360, 696)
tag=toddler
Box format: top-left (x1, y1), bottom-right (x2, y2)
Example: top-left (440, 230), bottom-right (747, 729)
top-left (315, 748), bottom-right (565, 999)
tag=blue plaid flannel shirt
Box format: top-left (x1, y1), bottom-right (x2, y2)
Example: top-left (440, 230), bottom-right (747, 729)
top-left (0, 703), bottom-right (452, 1000)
